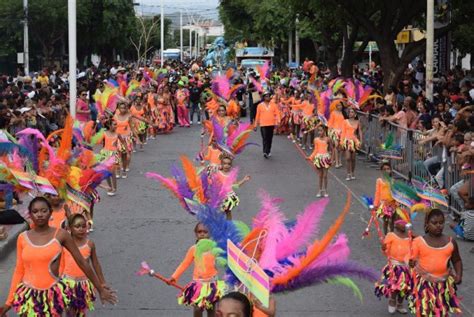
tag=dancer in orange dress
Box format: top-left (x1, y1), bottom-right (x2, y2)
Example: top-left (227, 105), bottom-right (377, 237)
top-left (300, 94), bottom-right (316, 150)
top-left (327, 102), bottom-right (345, 168)
top-left (114, 103), bottom-right (134, 178)
top-left (340, 108), bottom-right (362, 180)
top-left (374, 212), bottom-right (413, 314)
top-left (176, 84), bottom-right (190, 127)
top-left (61, 213), bottom-right (108, 317)
top-left (308, 125), bottom-right (331, 197)
top-left (409, 209), bottom-right (463, 316)
top-left (0, 197), bottom-right (116, 317)
top-left (130, 97), bottom-right (148, 151)
top-left (290, 93), bottom-right (303, 143)
top-left (167, 223), bottom-right (225, 317)
top-left (373, 162), bottom-right (400, 234)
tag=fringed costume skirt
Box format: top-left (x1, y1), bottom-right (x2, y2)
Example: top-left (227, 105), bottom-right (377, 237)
top-left (374, 261), bottom-right (413, 299)
top-left (177, 279), bottom-right (226, 310)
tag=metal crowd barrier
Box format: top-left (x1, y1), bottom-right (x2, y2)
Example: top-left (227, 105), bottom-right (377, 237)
top-left (356, 111), bottom-right (472, 215)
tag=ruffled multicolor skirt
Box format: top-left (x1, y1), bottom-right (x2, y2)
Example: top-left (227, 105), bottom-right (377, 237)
top-left (12, 281), bottom-right (71, 317)
top-left (177, 279), bottom-right (226, 310)
top-left (408, 274), bottom-right (461, 316)
top-left (118, 135), bottom-right (132, 153)
top-left (313, 153), bottom-right (332, 169)
top-left (221, 192), bottom-right (240, 212)
top-left (290, 111), bottom-right (302, 125)
top-left (328, 128), bottom-right (342, 145)
top-left (375, 201), bottom-right (398, 220)
top-left (98, 149), bottom-right (120, 165)
top-left (302, 116), bottom-right (319, 133)
top-left (341, 137), bottom-right (360, 152)
top-left (375, 262), bottom-right (413, 299)
top-left (62, 277), bottom-right (96, 316)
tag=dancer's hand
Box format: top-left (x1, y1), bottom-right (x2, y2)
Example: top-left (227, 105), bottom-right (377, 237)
top-left (0, 305), bottom-right (11, 317)
top-left (167, 277), bottom-right (176, 285)
top-left (243, 175), bottom-right (251, 182)
top-left (98, 287), bottom-right (118, 305)
top-left (453, 274), bottom-right (462, 285)
top-left (408, 259), bottom-right (416, 268)
top-left (381, 243), bottom-right (387, 252)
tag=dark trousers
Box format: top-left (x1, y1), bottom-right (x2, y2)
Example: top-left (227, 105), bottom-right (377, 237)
top-left (189, 101), bottom-right (201, 122)
top-left (250, 103), bottom-right (258, 124)
top-left (260, 126), bottom-right (274, 155)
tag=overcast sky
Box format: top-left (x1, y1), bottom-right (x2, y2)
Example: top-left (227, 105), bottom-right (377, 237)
top-left (136, 0), bottom-right (220, 20)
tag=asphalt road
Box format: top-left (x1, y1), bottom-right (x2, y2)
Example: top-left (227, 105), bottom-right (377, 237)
top-left (1, 123), bottom-right (473, 316)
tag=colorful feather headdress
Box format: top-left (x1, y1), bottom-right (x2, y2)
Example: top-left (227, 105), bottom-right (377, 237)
top-left (146, 155), bottom-right (236, 214)
top-left (203, 118), bottom-right (257, 158)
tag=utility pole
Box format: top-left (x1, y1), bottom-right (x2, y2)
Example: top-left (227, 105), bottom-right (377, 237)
top-left (160, 0), bottom-right (164, 67)
top-left (288, 30), bottom-right (293, 65)
top-left (195, 29), bottom-right (198, 58)
top-left (426, 0), bottom-right (434, 102)
top-left (180, 11), bottom-right (183, 61)
top-left (68, 0), bottom-right (77, 118)
top-left (295, 16), bottom-right (300, 66)
top-left (23, 0), bottom-right (29, 75)
top-left (189, 28), bottom-right (193, 59)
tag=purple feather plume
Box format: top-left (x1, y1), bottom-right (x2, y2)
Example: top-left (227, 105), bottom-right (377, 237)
top-left (271, 261), bottom-right (378, 293)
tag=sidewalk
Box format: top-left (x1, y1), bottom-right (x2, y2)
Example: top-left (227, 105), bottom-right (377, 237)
top-left (0, 205), bottom-right (29, 259)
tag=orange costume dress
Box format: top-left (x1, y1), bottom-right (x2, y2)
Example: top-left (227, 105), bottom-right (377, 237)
top-left (408, 236), bottom-right (461, 316)
top-left (327, 110), bottom-right (345, 144)
top-left (114, 114), bottom-right (132, 153)
top-left (6, 228), bottom-right (70, 316)
top-left (49, 207), bottom-right (67, 229)
top-left (61, 241), bottom-right (96, 315)
top-left (202, 145), bottom-right (222, 175)
top-left (301, 100), bottom-right (318, 133)
top-left (99, 132), bottom-right (120, 165)
top-left (290, 99), bottom-right (303, 126)
top-left (340, 119), bottom-right (361, 152)
top-left (171, 243), bottom-right (225, 310)
top-left (215, 170), bottom-right (240, 212)
top-left (373, 178), bottom-right (399, 220)
top-left (130, 105), bottom-right (147, 136)
top-left (374, 232), bottom-right (413, 299)
top-left (308, 138), bottom-right (331, 169)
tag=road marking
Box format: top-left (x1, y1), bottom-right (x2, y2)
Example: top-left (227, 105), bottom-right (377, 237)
top-left (291, 142), bottom-right (369, 224)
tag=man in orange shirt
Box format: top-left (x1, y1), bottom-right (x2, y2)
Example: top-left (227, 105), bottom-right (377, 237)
top-left (254, 92), bottom-right (280, 158)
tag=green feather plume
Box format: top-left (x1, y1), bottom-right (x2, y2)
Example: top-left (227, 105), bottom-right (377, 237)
top-left (233, 220), bottom-right (251, 239)
top-left (327, 277), bottom-right (363, 302)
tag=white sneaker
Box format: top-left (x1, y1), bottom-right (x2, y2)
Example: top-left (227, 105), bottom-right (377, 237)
top-left (396, 307), bottom-right (408, 314)
top-left (116, 174), bottom-right (121, 179)
top-left (197, 121), bottom-right (201, 124)
top-left (324, 192), bottom-right (329, 197)
top-left (351, 175), bottom-right (356, 180)
top-left (267, 153), bottom-right (271, 157)
top-left (292, 139), bottom-right (296, 143)
top-left (190, 121), bottom-right (193, 125)
top-left (132, 149), bottom-right (137, 153)
top-left (388, 305), bottom-right (396, 314)
top-left (107, 191), bottom-right (116, 196)
top-left (125, 168), bottom-right (130, 172)
top-left (346, 175), bottom-right (351, 181)
top-left (122, 174), bottom-right (128, 179)
top-left (316, 191), bottom-right (322, 198)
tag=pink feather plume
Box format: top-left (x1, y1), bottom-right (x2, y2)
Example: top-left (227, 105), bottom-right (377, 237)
top-left (250, 76), bottom-right (263, 93)
top-left (276, 199), bottom-right (329, 261)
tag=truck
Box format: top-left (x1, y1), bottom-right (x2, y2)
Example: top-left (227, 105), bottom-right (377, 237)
top-left (235, 47), bottom-right (274, 69)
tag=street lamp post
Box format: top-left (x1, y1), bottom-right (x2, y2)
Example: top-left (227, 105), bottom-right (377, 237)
top-left (23, 0), bottom-right (29, 76)
top-left (426, 0), bottom-right (434, 102)
top-left (160, 0), bottom-right (164, 67)
top-left (68, 0), bottom-right (77, 118)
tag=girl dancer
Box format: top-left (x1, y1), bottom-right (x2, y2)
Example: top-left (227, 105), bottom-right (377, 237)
top-left (374, 162), bottom-right (397, 234)
top-left (374, 212), bottom-right (413, 314)
top-left (300, 94), bottom-right (315, 150)
top-left (0, 197), bottom-right (116, 317)
top-left (114, 103), bottom-right (133, 178)
top-left (327, 101), bottom-right (345, 168)
top-left (48, 194), bottom-right (68, 229)
top-left (176, 83), bottom-right (191, 127)
top-left (130, 97), bottom-right (148, 152)
top-left (62, 213), bottom-right (108, 317)
top-left (340, 108), bottom-right (362, 180)
top-left (409, 209), bottom-right (463, 316)
top-left (100, 119), bottom-right (124, 196)
top-left (290, 93), bottom-right (303, 143)
top-left (201, 139), bottom-right (223, 175)
top-left (307, 125), bottom-right (331, 197)
top-left (168, 223), bottom-right (225, 317)
top-left (216, 152), bottom-right (251, 220)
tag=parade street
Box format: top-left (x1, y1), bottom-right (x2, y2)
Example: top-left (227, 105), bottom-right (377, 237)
top-left (1, 125), bottom-right (472, 316)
